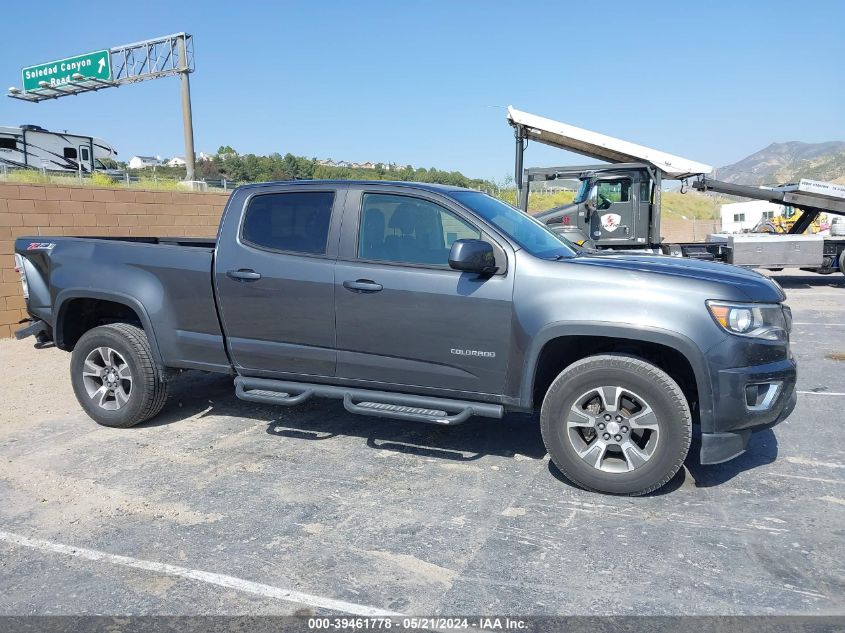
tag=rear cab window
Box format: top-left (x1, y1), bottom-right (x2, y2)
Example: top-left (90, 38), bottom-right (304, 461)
top-left (241, 191), bottom-right (335, 255)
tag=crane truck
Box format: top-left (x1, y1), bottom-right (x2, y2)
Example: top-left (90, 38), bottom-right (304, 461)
top-left (507, 107), bottom-right (845, 275)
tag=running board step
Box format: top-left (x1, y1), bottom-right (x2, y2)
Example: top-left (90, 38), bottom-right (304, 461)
top-left (234, 377), bottom-right (502, 425)
top-left (355, 401), bottom-right (447, 417)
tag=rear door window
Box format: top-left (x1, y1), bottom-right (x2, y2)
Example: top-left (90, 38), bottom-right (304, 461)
top-left (241, 191), bottom-right (335, 255)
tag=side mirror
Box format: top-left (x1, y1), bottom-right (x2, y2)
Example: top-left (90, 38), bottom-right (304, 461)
top-left (448, 239), bottom-right (498, 275)
top-left (585, 184), bottom-right (598, 215)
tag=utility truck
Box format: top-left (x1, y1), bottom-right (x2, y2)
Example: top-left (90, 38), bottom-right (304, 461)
top-left (508, 107), bottom-right (845, 275)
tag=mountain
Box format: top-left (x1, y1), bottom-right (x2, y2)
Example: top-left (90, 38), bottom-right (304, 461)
top-left (715, 141), bottom-right (845, 185)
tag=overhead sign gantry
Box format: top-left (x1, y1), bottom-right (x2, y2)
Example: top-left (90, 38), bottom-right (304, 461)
top-left (7, 33), bottom-right (199, 183)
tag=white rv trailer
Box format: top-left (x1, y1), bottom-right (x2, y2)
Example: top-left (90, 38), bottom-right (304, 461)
top-left (0, 124), bottom-right (117, 174)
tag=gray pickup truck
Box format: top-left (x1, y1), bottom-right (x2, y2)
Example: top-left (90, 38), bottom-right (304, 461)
top-left (14, 180), bottom-right (797, 495)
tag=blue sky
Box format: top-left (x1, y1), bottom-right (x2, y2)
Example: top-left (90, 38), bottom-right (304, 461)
top-left (1, 0), bottom-right (842, 181)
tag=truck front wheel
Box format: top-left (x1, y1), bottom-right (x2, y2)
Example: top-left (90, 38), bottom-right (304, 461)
top-left (70, 323), bottom-right (169, 428)
top-left (540, 354), bottom-right (692, 495)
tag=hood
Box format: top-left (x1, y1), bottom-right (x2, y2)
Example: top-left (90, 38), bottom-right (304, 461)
top-left (566, 252), bottom-right (786, 303)
top-left (536, 203), bottom-right (580, 223)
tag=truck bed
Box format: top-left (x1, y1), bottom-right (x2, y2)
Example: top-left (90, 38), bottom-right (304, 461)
top-left (67, 235), bottom-right (217, 248)
top-left (15, 234), bottom-right (229, 373)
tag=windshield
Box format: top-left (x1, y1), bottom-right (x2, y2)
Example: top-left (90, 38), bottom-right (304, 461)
top-left (573, 178), bottom-right (591, 204)
top-left (451, 192), bottom-right (576, 260)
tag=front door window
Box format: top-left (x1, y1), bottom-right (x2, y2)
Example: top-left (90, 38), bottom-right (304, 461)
top-left (358, 193), bottom-right (480, 266)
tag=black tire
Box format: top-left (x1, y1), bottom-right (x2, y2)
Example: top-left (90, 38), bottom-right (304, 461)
top-left (540, 354), bottom-right (691, 496)
top-left (839, 253), bottom-right (845, 276)
top-left (70, 323), bottom-right (168, 428)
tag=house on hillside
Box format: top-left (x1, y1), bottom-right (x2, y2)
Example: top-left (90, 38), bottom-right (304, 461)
top-left (317, 159), bottom-right (380, 170)
top-left (128, 155), bottom-right (164, 169)
top-left (167, 157), bottom-right (187, 167)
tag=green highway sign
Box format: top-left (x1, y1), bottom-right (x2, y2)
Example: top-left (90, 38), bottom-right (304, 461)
top-left (22, 50), bottom-right (111, 92)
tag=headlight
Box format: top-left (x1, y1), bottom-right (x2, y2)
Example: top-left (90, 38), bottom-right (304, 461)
top-left (706, 301), bottom-right (788, 341)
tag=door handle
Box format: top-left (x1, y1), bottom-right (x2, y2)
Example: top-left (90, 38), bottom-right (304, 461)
top-left (227, 269), bottom-right (262, 281)
top-left (343, 279), bottom-right (383, 293)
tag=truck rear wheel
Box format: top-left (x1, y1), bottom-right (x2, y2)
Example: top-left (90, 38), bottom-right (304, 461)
top-left (70, 323), bottom-right (168, 428)
top-left (540, 354), bottom-right (691, 495)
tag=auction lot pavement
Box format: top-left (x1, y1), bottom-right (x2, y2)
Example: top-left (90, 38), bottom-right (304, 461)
top-left (0, 271), bottom-right (842, 616)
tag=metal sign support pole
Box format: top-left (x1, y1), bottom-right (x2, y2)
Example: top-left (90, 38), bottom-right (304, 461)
top-left (177, 35), bottom-right (196, 182)
top-left (514, 126), bottom-right (530, 212)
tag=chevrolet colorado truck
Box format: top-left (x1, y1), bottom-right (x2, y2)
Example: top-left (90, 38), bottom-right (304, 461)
top-left (13, 181), bottom-right (797, 495)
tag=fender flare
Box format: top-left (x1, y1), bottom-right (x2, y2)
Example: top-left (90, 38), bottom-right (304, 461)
top-left (53, 288), bottom-right (164, 368)
top-left (520, 321), bottom-right (715, 432)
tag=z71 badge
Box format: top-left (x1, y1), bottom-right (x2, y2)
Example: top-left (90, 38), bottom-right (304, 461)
top-left (27, 242), bottom-right (56, 250)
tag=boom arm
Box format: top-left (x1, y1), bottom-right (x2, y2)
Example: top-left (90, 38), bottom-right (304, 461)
top-left (693, 176), bottom-right (845, 235)
top-left (692, 177), bottom-right (845, 216)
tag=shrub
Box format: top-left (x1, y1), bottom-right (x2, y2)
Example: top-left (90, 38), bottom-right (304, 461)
top-left (91, 172), bottom-right (116, 187)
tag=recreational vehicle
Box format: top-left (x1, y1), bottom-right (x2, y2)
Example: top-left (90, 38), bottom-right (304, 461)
top-left (0, 124), bottom-right (117, 174)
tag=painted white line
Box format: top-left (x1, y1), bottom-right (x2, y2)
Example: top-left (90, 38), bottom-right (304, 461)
top-left (0, 529), bottom-right (401, 617)
top-left (819, 496), bottom-right (845, 506)
top-left (797, 391), bottom-right (845, 396)
top-left (785, 292), bottom-right (845, 296)
top-left (768, 473), bottom-right (844, 485)
top-left (792, 322), bottom-right (845, 326)
top-left (786, 457), bottom-right (844, 470)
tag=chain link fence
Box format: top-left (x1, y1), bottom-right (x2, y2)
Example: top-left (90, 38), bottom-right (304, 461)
top-left (0, 164), bottom-right (239, 192)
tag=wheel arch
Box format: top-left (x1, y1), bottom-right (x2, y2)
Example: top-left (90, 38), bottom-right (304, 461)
top-left (54, 289), bottom-right (163, 368)
top-left (520, 322), bottom-right (714, 431)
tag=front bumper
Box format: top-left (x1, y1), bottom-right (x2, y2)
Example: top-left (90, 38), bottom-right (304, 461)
top-left (700, 386), bottom-right (796, 464)
top-left (699, 349), bottom-right (797, 465)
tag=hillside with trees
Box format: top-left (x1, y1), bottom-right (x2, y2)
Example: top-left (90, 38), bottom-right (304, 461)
top-left (197, 146), bottom-right (493, 190)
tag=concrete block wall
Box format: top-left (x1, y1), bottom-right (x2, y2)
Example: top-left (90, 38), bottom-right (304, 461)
top-left (0, 182), bottom-right (229, 338)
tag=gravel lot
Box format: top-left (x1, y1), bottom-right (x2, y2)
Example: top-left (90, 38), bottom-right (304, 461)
top-left (0, 271), bottom-right (843, 616)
